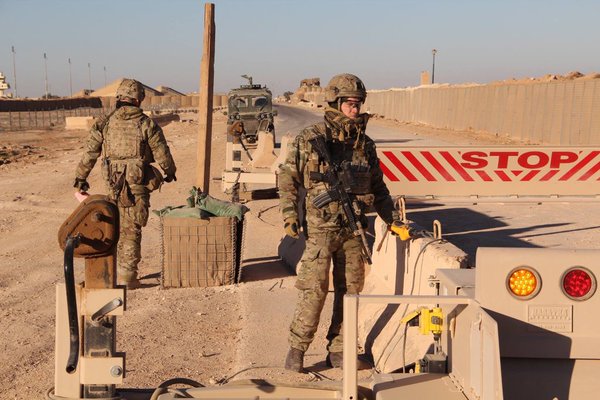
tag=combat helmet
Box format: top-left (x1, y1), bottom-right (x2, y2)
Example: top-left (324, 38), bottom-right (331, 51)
top-left (324, 73), bottom-right (367, 104)
top-left (116, 78), bottom-right (145, 102)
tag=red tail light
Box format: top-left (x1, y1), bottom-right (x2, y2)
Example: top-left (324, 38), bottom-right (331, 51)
top-left (562, 267), bottom-right (596, 301)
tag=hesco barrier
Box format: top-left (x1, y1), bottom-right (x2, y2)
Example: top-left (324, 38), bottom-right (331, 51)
top-left (363, 79), bottom-right (600, 146)
top-left (0, 94), bottom-right (227, 113)
top-left (0, 97), bottom-right (103, 112)
top-left (0, 94), bottom-right (227, 131)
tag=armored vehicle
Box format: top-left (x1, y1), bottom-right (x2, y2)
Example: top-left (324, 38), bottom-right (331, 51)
top-left (226, 75), bottom-right (277, 144)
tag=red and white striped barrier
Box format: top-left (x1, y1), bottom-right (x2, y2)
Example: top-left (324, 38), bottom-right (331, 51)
top-left (378, 146), bottom-right (600, 198)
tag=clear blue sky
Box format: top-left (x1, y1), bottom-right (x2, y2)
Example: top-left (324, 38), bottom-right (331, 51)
top-left (1, 0), bottom-right (599, 98)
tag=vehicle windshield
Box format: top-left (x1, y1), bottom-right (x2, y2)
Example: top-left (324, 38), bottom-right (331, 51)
top-left (229, 96), bottom-right (248, 111)
top-left (252, 96), bottom-right (270, 110)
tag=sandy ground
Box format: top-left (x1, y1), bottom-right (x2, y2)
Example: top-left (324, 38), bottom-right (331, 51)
top-left (0, 109), bottom-right (355, 399)
top-left (1, 106), bottom-right (599, 399)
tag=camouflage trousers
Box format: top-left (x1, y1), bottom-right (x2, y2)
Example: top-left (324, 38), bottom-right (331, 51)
top-left (117, 194), bottom-right (149, 281)
top-left (289, 229), bottom-right (365, 353)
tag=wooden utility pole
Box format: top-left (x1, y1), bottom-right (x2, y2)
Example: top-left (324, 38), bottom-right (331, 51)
top-left (196, 3), bottom-right (216, 192)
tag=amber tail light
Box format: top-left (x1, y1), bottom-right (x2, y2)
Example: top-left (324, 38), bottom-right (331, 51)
top-left (507, 267), bottom-right (541, 300)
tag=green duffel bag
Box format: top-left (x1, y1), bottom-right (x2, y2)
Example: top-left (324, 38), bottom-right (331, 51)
top-left (187, 186), bottom-right (248, 221)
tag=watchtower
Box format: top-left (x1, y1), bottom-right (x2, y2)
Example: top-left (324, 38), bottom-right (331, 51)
top-left (0, 72), bottom-right (10, 97)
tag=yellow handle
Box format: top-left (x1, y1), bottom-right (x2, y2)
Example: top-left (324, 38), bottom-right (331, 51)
top-left (390, 221), bottom-right (412, 241)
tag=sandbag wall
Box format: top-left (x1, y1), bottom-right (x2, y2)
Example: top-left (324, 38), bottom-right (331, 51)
top-left (364, 79), bottom-right (600, 145)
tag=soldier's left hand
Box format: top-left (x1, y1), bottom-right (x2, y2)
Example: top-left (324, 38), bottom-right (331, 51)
top-left (73, 178), bottom-right (90, 192)
top-left (284, 217), bottom-right (300, 239)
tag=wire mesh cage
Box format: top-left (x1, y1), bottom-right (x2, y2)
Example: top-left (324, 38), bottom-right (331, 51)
top-left (160, 216), bottom-right (244, 287)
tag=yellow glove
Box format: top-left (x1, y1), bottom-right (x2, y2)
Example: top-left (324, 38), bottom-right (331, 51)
top-left (284, 217), bottom-right (299, 239)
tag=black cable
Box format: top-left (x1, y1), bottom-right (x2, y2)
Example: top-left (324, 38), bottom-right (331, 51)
top-left (63, 234), bottom-right (81, 374)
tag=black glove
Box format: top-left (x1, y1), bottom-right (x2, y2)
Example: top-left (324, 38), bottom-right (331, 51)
top-left (73, 178), bottom-right (90, 192)
top-left (164, 173), bottom-right (177, 183)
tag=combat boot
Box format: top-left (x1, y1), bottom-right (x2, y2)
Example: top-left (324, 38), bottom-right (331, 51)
top-left (326, 351), bottom-right (343, 368)
top-left (117, 272), bottom-right (142, 290)
top-left (284, 348), bottom-right (304, 372)
top-left (121, 278), bottom-right (142, 290)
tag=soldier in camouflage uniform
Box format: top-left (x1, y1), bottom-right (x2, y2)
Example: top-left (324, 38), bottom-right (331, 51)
top-left (74, 79), bottom-right (177, 289)
top-left (278, 73), bottom-right (400, 371)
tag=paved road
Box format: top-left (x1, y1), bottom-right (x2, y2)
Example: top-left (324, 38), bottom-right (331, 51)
top-left (274, 103), bottom-right (456, 145)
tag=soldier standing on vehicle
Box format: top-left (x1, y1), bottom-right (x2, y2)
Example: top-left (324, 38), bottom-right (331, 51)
top-left (73, 78), bottom-right (177, 289)
top-left (278, 73), bottom-right (400, 371)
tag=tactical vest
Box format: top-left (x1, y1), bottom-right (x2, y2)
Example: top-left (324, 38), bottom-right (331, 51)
top-left (103, 116), bottom-right (147, 187)
top-left (303, 123), bottom-right (375, 225)
top-left (304, 122), bottom-right (372, 195)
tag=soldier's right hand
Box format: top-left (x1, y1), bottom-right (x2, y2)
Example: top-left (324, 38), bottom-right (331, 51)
top-left (73, 178), bottom-right (90, 192)
top-left (227, 120), bottom-right (245, 136)
top-left (284, 217), bottom-right (300, 239)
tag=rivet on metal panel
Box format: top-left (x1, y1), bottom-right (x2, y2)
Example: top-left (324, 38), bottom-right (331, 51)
top-left (110, 365), bottom-right (123, 377)
top-left (433, 220), bottom-right (442, 239)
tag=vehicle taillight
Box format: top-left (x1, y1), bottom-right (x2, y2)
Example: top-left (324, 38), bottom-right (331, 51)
top-left (507, 267), bottom-right (541, 300)
top-left (562, 267), bottom-right (596, 301)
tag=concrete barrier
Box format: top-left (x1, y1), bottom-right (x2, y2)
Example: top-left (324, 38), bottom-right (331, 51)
top-left (358, 216), bottom-right (467, 372)
top-left (271, 134), bottom-right (293, 173)
top-left (65, 116), bottom-right (95, 130)
top-left (278, 211), bottom-right (468, 373)
top-left (250, 131), bottom-right (277, 168)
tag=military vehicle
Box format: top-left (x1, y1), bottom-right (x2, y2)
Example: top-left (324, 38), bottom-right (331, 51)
top-left (226, 75), bottom-right (277, 145)
top-left (50, 189), bottom-right (600, 400)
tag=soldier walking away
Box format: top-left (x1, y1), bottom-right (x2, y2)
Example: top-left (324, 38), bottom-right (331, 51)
top-left (278, 73), bottom-right (400, 371)
top-left (73, 78), bottom-right (177, 289)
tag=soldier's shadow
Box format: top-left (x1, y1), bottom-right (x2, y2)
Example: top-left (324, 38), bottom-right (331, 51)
top-left (240, 256), bottom-right (294, 282)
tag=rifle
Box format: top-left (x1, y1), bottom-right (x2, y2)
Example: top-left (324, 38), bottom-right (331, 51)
top-left (308, 136), bottom-right (373, 265)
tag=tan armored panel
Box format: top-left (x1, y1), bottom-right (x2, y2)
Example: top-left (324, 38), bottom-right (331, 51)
top-left (475, 247), bottom-right (600, 359)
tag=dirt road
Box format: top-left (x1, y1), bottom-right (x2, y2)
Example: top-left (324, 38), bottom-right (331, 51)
top-left (1, 105), bottom-right (598, 398)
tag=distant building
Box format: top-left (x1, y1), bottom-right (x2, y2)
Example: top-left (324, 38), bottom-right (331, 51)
top-left (90, 78), bottom-right (162, 98)
top-left (0, 72), bottom-right (11, 98)
top-left (292, 77), bottom-right (325, 106)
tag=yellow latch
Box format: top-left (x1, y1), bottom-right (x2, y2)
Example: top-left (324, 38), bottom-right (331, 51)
top-left (419, 307), bottom-right (443, 336)
top-left (400, 307), bottom-right (444, 335)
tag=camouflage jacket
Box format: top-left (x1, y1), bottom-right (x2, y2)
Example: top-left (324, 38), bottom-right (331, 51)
top-left (75, 105), bottom-right (176, 195)
top-left (278, 108), bottom-right (397, 232)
